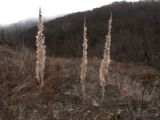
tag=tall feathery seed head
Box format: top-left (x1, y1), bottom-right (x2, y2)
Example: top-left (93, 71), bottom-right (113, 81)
top-left (36, 7), bottom-right (46, 87)
top-left (99, 13), bottom-right (112, 87)
top-left (80, 17), bottom-right (88, 98)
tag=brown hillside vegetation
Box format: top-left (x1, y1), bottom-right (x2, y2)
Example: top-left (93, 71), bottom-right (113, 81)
top-left (0, 45), bottom-right (159, 119)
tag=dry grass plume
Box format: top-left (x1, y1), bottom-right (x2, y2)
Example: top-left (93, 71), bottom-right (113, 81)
top-left (35, 7), bottom-right (46, 87)
top-left (80, 17), bottom-right (88, 99)
top-left (99, 13), bottom-right (112, 101)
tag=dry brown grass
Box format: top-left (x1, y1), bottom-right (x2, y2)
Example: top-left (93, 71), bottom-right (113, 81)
top-left (128, 65), bottom-right (157, 80)
top-left (0, 50), bottom-right (159, 120)
top-left (0, 45), bottom-right (66, 119)
top-left (110, 61), bottom-right (158, 80)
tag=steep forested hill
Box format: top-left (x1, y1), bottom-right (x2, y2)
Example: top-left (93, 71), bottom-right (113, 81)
top-left (1, 1), bottom-right (160, 68)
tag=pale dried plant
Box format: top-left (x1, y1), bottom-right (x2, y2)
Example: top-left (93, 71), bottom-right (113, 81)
top-left (36, 7), bottom-right (46, 87)
top-left (99, 13), bottom-right (112, 101)
top-left (80, 17), bottom-right (88, 99)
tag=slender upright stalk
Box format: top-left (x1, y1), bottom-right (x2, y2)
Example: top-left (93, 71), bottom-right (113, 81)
top-left (80, 17), bottom-right (88, 100)
top-left (99, 13), bottom-right (112, 101)
top-left (36, 7), bottom-right (46, 87)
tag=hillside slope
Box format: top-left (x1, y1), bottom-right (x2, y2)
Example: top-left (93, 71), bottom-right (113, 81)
top-left (1, 1), bottom-right (160, 68)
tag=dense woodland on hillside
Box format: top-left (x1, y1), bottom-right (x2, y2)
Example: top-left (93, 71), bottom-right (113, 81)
top-left (1, 1), bottom-right (160, 69)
